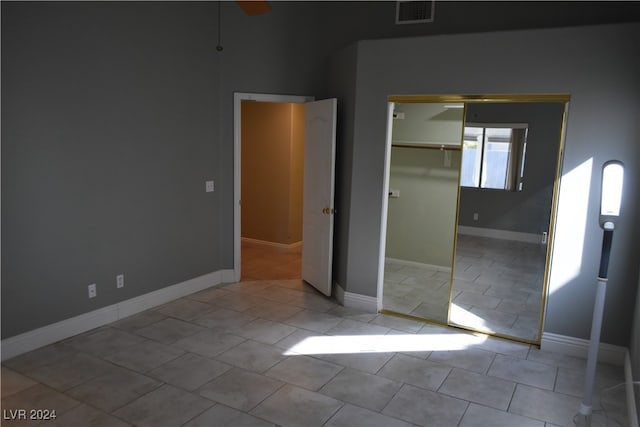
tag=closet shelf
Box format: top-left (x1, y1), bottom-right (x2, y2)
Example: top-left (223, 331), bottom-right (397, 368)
top-left (392, 141), bottom-right (462, 151)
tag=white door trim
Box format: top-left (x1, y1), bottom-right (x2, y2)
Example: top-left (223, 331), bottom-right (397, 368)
top-left (233, 92), bottom-right (314, 282)
top-left (376, 102), bottom-right (397, 310)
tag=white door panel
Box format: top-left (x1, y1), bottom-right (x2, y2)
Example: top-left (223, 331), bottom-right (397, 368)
top-left (302, 98), bottom-right (337, 296)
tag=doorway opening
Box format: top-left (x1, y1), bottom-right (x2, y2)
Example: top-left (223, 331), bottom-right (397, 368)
top-left (233, 93), bottom-right (338, 296)
top-left (240, 100), bottom-right (305, 281)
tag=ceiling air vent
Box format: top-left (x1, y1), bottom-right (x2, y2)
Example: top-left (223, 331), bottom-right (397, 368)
top-left (396, 0), bottom-right (435, 25)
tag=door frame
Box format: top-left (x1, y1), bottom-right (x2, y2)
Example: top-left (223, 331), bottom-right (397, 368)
top-left (233, 92), bottom-right (314, 282)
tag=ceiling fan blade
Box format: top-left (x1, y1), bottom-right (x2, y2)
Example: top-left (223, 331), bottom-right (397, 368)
top-left (236, 1), bottom-right (271, 16)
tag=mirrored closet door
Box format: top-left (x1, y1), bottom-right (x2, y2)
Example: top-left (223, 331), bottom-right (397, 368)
top-left (381, 95), bottom-right (568, 344)
top-left (449, 101), bottom-right (567, 342)
top-left (382, 101), bottom-right (464, 324)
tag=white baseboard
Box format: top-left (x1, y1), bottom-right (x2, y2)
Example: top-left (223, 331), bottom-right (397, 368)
top-left (241, 237), bottom-right (302, 250)
top-left (0, 269), bottom-right (235, 361)
top-left (385, 257), bottom-right (451, 272)
top-left (344, 292), bottom-right (378, 313)
top-left (458, 225), bottom-right (543, 244)
top-left (540, 332), bottom-right (626, 366)
top-left (222, 269), bottom-right (237, 283)
top-left (333, 281), bottom-right (377, 313)
top-left (625, 350), bottom-right (639, 427)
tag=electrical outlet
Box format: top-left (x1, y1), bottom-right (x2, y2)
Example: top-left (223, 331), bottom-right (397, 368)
top-left (116, 274), bottom-right (124, 289)
top-left (88, 283), bottom-right (97, 298)
top-left (205, 180), bottom-right (215, 193)
top-left (473, 212), bottom-right (479, 221)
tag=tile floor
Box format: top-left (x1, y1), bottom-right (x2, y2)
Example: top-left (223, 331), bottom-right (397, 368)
top-left (383, 234), bottom-right (546, 342)
top-left (1, 245), bottom-right (628, 427)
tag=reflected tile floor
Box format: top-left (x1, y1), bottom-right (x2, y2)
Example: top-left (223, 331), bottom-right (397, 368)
top-left (383, 234), bottom-right (547, 342)
top-left (2, 279), bottom-right (628, 427)
top-left (451, 235), bottom-right (547, 341)
top-left (383, 260), bottom-right (453, 323)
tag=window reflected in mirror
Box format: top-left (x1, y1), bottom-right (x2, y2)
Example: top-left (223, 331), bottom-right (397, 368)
top-left (461, 125), bottom-right (528, 191)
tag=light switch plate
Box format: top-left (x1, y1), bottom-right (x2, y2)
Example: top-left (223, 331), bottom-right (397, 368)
top-left (205, 180), bottom-right (214, 192)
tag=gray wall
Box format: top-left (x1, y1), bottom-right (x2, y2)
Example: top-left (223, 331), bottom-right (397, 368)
top-left (328, 44), bottom-right (358, 290)
top-left (459, 103), bottom-right (565, 234)
top-left (1, 2), bottom-right (223, 338)
top-left (338, 23), bottom-right (640, 346)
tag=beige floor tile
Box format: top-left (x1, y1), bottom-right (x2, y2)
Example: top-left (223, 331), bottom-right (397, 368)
top-left (66, 366), bottom-right (161, 412)
top-left (438, 368), bottom-right (516, 411)
top-left (314, 351), bottom-right (395, 375)
top-left (283, 310), bottom-right (343, 333)
top-left (508, 384), bottom-right (581, 426)
top-left (215, 340), bottom-right (286, 373)
top-left (229, 318), bottom-right (297, 345)
top-left (192, 307), bottom-right (256, 330)
top-left (148, 353), bottom-right (231, 391)
top-left (427, 348), bottom-right (496, 374)
top-left (382, 384), bottom-right (468, 426)
top-left (113, 384), bottom-right (213, 427)
top-left (1, 367), bottom-right (37, 398)
top-left (250, 384), bottom-right (343, 427)
top-left (155, 298), bottom-right (215, 321)
top-left (325, 404), bottom-right (412, 427)
top-left (3, 344), bottom-right (76, 374)
top-left (62, 327), bottom-right (146, 357)
top-left (104, 340), bottom-right (184, 373)
top-left (25, 353), bottom-right (115, 391)
top-left (319, 368), bottom-right (402, 412)
top-left (459, 403), bottom-right (544, 426)
top-left (377, 353), bottom-right (451, 391)
top-left (134, 317), bottom-right (205, 344)
top-left (243, 301), bottom-right (303, 322)
top-left (173, 329), bottom-right (246, 357)
top-left (488, 354), bottom-right (557, 390)
top-left (183, 404), bottom-right (275, 427)
top-left (197, 368), bottom-right (284, 411)
top-left (265, 355), bottom-right (343, 391)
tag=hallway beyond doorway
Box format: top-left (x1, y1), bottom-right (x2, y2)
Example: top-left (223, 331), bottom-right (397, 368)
top-left (241, 240), bottom-right (301, 281)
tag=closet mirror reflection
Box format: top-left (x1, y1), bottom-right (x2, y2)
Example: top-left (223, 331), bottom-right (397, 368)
top-left (381, 96), bottom-right (568, 344)
top-left (450, 101), bottom-right (566, 342)
top-left (382, 102), bottom-right (464, 324)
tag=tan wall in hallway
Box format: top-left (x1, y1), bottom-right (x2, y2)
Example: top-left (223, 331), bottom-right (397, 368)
top-left (289, 103), bottom-right (305, 243)
top-left (241, 101), bottom-right (303, 245)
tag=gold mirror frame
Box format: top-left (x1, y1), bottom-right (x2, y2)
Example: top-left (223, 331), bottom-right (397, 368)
top-left (382, 94), bottom-right (570, 345)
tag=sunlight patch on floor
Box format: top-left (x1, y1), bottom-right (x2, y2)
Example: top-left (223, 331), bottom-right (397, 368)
top-left (283, 332), bottom-right (488, 356)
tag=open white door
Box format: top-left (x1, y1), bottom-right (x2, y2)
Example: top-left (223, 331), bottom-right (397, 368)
top-left (302, 98), bottom-right (337, 296)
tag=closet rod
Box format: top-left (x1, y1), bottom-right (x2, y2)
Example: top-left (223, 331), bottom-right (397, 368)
top-left (392, 143), bottom-right (461, 151)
